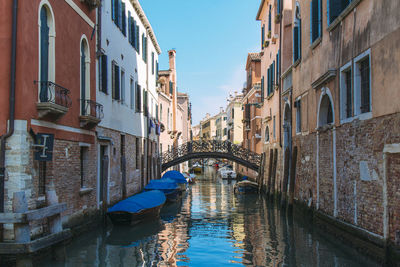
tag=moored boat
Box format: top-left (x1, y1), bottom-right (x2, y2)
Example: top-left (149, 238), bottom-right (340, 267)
top-left (162, 170), bottom-right (188, 191)
top-left (234, 180), bottom-right (259, 194)
top-left (107, 190), bottom-right (166, 225)
top-left (144, 179), bottom-right (181, 202)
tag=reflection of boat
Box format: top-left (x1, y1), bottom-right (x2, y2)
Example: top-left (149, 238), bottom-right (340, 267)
top-left (183, 172), bottom-right (196, 184)
top-left (218, 167), bottom-right (237, 179)
top-left (160, 200), bottom-right (183, 223)
top-left (106, 219), bottom-right (164, 246)
top-left (144, 179), bottom-right (180, 202)
top-left (107, 190), bottom-right (166, 225)
top-left (234, 180), bottom-right (259, 194)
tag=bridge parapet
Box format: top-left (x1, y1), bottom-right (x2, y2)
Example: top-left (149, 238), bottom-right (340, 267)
top-left (161, 140), bottom-right (261, 171)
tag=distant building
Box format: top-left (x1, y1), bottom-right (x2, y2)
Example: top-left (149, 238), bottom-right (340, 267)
top-left (191, 124), bottom-right (201, 141)
top-left (240, 52), bottom-right (262, 178)
top-left (226, 93), bottom-right (244, 145)
top-left (215, 108), bottom-right (228, 141)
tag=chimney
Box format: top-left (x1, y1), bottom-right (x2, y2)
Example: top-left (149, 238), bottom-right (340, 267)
top-left (168, 50), bottom-right (176, 70)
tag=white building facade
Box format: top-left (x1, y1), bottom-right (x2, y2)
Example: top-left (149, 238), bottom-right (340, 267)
top-left (96, 0), bottom-right (161, 206)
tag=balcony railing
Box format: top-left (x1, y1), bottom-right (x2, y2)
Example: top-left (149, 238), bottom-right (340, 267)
top-left (80, 99), bottom-right (104, 120)
top-left (79, 99), bottom-right (103, 129)
top-left (35, 81), bottom-right (72, 119)
top-left (35, 81), bottom-right (72, 108)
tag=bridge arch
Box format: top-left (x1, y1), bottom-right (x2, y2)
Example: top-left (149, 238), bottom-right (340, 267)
top-left (161, 140), bottom-right (261, 172)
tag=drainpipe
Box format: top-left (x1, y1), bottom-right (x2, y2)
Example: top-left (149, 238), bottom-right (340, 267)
top-left (0, 0), bottom-right (18, 216)
top-left (278, 6), bottom-right (282, 148)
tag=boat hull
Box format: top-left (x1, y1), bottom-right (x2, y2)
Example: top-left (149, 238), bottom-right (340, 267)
top-left (108, 203), bottom-right (164, 225)
top-left (234, 181), bottom-right (259, 194)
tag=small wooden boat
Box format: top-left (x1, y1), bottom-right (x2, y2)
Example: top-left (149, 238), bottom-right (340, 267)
top-left (192, 163), bottom-right (202, 173)
top-left (107, 190), bottom-right (166, 225)
top-left (144, 179), bottom-right (181, 202)
top-left (162, 170), bottom-right (188, 191)
top-left (234, 180), bottom-right (259, 194)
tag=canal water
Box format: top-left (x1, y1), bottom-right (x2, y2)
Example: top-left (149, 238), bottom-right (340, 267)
top-left (38, 167), bottom-right (380, 266)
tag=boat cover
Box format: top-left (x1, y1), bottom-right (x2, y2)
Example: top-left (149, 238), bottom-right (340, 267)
top-left (108, 190), bottom-right (166, 213)
top-left (144, 179), bottom-right (179, 190)
top-left (162, 170), bottom-right (188, 184)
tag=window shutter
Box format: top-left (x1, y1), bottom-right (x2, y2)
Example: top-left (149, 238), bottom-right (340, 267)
top-left (299, 20), bottom-right (302, 60)
top-left (152, 53), bottom-right (155, 74)
top-left (142, 34), bottom-right (145, 60)
top-left (261, 25), bottom-right (265, 49)
top-left (156, 61), bottom-right (159, 82)
top-left (122, 2), bottom-right (126, 35)
top-left (101, 55), bottom-right (108, 94)
top-left (272, 61), bottom-right (275, 88)
top-left (111, 0), bottom-right (115, 21)
top-left (118, 0), bottom-right (122, 29)
top-left (293, 26), bottom-right (299, 62)
top-left (115, 65), bottom-right (120, 100)
top-left (128, 13), bottom-right (131, 43)
top-left (276, 50), bottom-right (280, 85)
top-left (311, 0), bottom-right (319, 42)
top-left (328, 0), bottom-right (342, 24)
top-left (267, 66), bottom-right (270, 95)
top-left (261, 76), bottom-right (264, 100)
top-left (268, 5), bottom-right (272, 32)
top-left (277, 0), bottom-right (281, 15)
top-left (318, 0), bottom-right (322, 37)
top-left (137, 26), bottom-right (140, 54)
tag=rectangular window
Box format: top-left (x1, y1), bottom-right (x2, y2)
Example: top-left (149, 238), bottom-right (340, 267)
top-left (156, 61), bottom-right (159, 83)
top-left (143, 90), bottom-right (148, 116)
top-left (273, 116), bottom-right (276, 139)
top-left (295, 99), bottom-right (301, 133)
top-left (311, 0), bottom-right (322, 43)
top-left (99, 54), bottom-right (108, 94)
top-left (136, 25), bottom-right (140, 53)
top-left (340, 65), bottom-right (353, 120)
top-left (261, 25), bottom-right (265, 49)
top-left (276, 50), bottom-right (280, 86)
top-left (152, 52), bottom-right (155, 75)
top-left (328, 0), bottom-right (352, 25)
top-left (268, 5), bottom-right (272, 32)
top-left (121, 2), bottom-right (126, 35)
top-left (130, 78), bottom-right (134, 109)
top-left (80, 146), bottom-right (88, 188)
top-left (261, 76), bottom-right (265, 99)
top-left (169, 81), bottom-right (173, 95)
top-left (38, 161), bottom-right (46, 196)
top-left (293, 21), bottom-right (301, 62)
top-left (136, 83), bottom-right (141, 112)
top-left (142, 34), bottom-right (147, 62)
top-left (355, 54), bottom-right (371, 114)
top-left (112, 61), bottom-right (120, 100)
top-left (121, 70), bottom-right (125, 104)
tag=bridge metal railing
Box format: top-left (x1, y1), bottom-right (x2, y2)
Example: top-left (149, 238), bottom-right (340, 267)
top-left (161, 140), bottom-right (261, 167)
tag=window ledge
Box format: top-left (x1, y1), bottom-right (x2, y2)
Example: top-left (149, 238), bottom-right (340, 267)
top-left (317, 123), bottom-right (334, 132)
top-left (327, 0), bottom-right (362, 32)
top-left (267, 92), bottom-right (275, 100)
top-left (79, 187), bottom-right (94, 196)
top-left (293, 58), bottom-right (301, 68)
top-left (310, 37), bottom-right (322, 50)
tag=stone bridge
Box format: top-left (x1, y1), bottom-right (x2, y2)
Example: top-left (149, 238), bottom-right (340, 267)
top-left (161, 140), bottom-right (262, 172)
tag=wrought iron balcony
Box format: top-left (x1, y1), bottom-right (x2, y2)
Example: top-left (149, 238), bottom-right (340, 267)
top-left (79, 99), bottom-right (103, 129)
top-left (35, 81), bottom-right (72, 120)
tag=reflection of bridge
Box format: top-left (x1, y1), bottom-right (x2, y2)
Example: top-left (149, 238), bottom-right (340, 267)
top-left (161, 140), bottom-right (261, 172)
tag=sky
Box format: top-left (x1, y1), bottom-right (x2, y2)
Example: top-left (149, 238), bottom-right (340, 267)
top-left (140, 0), bottom-right (261, 125)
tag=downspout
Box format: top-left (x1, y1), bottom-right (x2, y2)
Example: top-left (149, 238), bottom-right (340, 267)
top-left (0, 0), bottom-right (18, 215)
top-left (278, 6), bottom-right (282, 148)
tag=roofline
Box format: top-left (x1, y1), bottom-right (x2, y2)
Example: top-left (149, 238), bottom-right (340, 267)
top-left (256, 0), bottom-right (266, 21)
top-left (130, 0), bottom-right (161, 55)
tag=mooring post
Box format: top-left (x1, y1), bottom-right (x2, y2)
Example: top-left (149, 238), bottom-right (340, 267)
top-left (46, 184), bottom-right (62, 234)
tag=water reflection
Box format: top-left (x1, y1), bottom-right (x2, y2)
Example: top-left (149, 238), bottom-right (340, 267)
top-left (38, 167), bottom-right (379, 266)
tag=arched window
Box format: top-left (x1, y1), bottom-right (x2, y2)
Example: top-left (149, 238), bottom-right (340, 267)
top-left (319, 94), bottom-right (334, 126)
top-left (265, 126), bottom-right (270, 143)
top-left (38, 2), bottom-right (55, 102)
top-left (80, 37), bottom-right (90, 115)
top-left (293, 2), bottom-right (301, 63)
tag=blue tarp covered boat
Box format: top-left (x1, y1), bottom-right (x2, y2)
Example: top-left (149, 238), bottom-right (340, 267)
top-left (162, 170), bottom-right (188, 184)
top-left (107, 190), bottom-right (166, 225)
top-left (144, 179), bottom-right (180, 202)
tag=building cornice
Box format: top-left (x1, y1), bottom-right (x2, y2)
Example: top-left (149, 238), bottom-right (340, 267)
top-left (130, 0), bottom-right (161, 55)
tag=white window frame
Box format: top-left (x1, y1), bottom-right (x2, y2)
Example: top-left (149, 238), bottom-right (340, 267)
top-left (353, 48), bottom-right (372, 120)
top-left (340, 60), bottom-right (353, 124)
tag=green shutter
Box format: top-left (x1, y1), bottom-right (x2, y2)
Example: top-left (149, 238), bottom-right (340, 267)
top-left (40, 7), bottom-right (49, 102)
top-left (261, 76), bottom-right (264, 100)
top-left (122, 2), bottom-right (126, 35)
top-left (101, 55), bottom-right (108, 94)
top-left (115, 65), bottom-right (120, 100)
